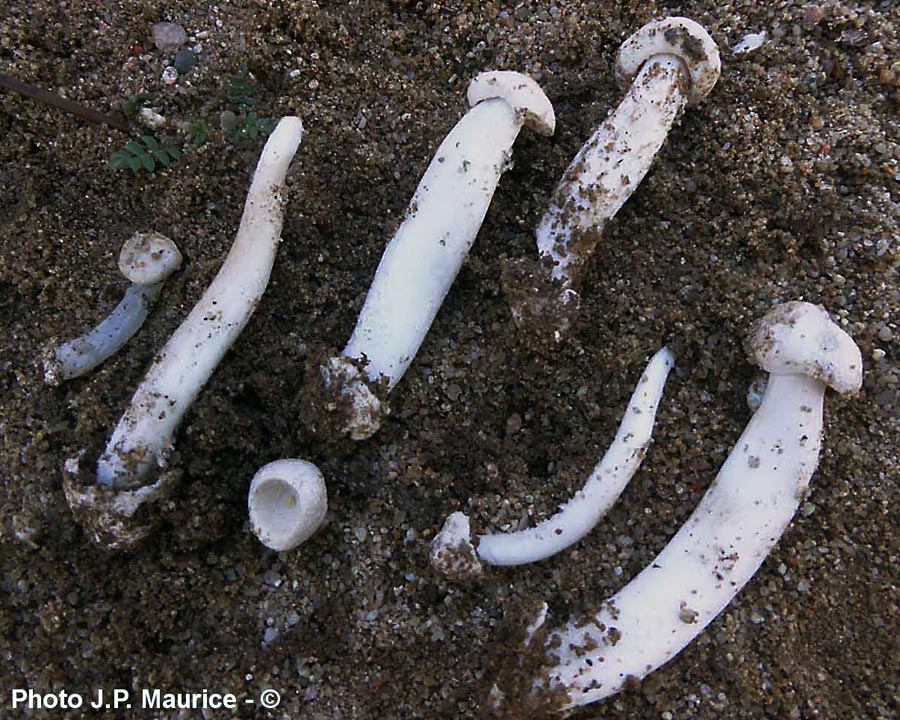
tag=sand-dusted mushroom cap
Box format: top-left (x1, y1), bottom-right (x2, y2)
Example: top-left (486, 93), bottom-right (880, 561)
top-left (467, 70), bottom-right (556, 136)
top-left (119, 231), bottom-right (183, 285)
top-left (747, 301), bottom-right (863, 394)
top-left (616, 17), bottom-right (721, 104)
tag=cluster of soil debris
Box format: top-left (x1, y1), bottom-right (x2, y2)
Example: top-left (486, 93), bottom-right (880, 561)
top-left (1, 1), bottom-right (897, 718)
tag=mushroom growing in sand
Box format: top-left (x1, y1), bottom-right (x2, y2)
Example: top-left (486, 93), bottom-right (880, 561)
top-left (489, 301), bottom-right (862, 714)
top-left (511, 17), bottom-right (720, 338)
top-left (431, 348), bottom-right (674, 578)
top-left (317, 71), bottom-right (554, 440)
top-left (63, 117), bottom-right (304, 548)
top-left (249, 459), bottom-right (327, 552)
top-left (44, 232), bottom-right (182, 385)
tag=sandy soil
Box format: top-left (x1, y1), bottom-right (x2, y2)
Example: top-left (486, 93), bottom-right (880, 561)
top-left (1, 1), bottom-right (898, 718)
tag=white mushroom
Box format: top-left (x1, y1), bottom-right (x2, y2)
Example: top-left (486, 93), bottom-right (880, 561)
top-left (43, 232), bottom-right (182, 385)
top-left (249, 459), bottom-right (327, 552)
top-left (517, 18), bottom-right (720, 336)
top-left (431, 348), bottom-right (674, 576)
top-left (491, 301), bottom-right (862, 714)
top-left (63, 117), bottom-right (303, 548)
top-left (319, 71), bottom-right (554, 440)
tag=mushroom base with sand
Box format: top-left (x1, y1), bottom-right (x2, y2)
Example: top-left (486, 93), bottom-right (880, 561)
top-left (64, 117), bottom-right (304, 549)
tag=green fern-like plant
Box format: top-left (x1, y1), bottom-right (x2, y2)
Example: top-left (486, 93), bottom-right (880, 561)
top-left (186, 119), bottom-right (211, 147)
top-left (109, 135), bottom-right (182, 173)
top-left (225, 63), bottom-right (260, 109)
top-left (234, 112), bottom-right (275, 141)
top-left (121, 91), bottom-right (158, 116)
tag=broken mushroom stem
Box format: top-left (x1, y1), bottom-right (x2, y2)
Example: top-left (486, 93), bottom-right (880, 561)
top-left (515, 18), bottom-right (720, 337)
top-left (319, 71), bottom-right (555, 440)
top-left (44, 232), bottom-right (182, 385)
top-left (431, 347), bottom-right (675, 577)
top-left (248, 459), bottom-right (327, 552)
top-left (492, 301), bottom-right (861, 714)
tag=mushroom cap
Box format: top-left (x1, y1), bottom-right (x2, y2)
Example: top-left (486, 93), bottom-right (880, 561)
top-left (616, 17), bottom-right (721, 105)
top-left (119, 231), bottom-right (183, 285)
top-left (249, 459), bottom-right (328, 552)
top-left (747, 301), bottom-right (863, 394)
top-left (467, 71), bottom-right (556, 136)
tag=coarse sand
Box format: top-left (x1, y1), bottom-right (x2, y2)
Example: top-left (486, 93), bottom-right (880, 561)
top-left (1, 1), bottom-right (898, 718)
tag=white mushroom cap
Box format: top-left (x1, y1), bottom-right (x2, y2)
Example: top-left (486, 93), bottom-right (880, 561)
top-left (467, 71), bottom-right (556, 136)
top-left (249, 459), bottom-right (328, 552)
top-left (616, 17), bottom-right (721, 105)
top-left (119, 231), bottom-right (183, 285)
top-left (747, 301), bottom-right (863, 394)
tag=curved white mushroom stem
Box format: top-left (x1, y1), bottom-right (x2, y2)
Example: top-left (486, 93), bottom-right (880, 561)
top-left (43, 232), bottom-right (182, 385)
top-left (249, 459), bottom-right (327, 551)
top-left (321, 71), bottom-right (555, 440)
top-left (431, 348), bottom-right (674, 577)
top-left (94, 117), bottom-right (304, 489)
top-left (494, 302), bottom-right (862, 714)
top-left (521, 18), bottom-right (720, 333)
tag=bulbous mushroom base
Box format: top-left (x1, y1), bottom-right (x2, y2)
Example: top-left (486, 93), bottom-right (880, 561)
top-left (62, 453), bottom-right (177, 550)
top-left (302, 355), bottom-right (386, 441)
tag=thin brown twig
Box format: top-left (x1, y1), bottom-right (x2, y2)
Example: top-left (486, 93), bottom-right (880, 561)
top-left (0, 74), bottom-right (130, 133)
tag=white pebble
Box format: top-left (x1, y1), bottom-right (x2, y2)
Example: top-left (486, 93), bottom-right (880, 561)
top-left (733, 31), bottom-right (767, 55)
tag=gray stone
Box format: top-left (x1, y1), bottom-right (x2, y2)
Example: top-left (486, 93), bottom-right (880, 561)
top-left (151, 22), bottom-right (188, 52)
top-left (173, 48), bottom-right (197, 73)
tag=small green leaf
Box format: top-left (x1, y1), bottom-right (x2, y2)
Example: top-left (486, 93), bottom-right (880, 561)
top-left (126, 155), bottom-right (142, 172)
top-left (141, 154), bottom-right (155, 171)
top-left (125, 141), bottom-right (144, 156)
top-left (155, 152), bottom-right (171, 167)
top-left (142, 135), bottom-right (159, 152)
top-left (167, 146), bottom-right (183, 160)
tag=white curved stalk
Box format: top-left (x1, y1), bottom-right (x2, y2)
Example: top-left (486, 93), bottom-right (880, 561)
top-left (493, 302), bottom-right (862, 714)
top-left (537, 56), bottom-right (688, 284)
top-left (95, 117), bottom-right (303, 489)
top-left (517, 18), bottom-right (720, 335)
top-left (46, 284), bottom-right (161, 384)
top-left (44, 232), bottom-right (182, 385)
top-left (249, 459), bottom-right (327, 552)
top-left (431, 348), bottom-right (674, 576)
top-left (321, 71), bottom-right (555, 440)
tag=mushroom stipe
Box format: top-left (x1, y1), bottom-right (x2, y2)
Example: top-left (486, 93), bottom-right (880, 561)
top-left (489, 301), bottom-right (862, 713)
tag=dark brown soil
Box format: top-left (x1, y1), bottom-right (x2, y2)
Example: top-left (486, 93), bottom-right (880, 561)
top-left (1, 1), bottom-right (898, 718)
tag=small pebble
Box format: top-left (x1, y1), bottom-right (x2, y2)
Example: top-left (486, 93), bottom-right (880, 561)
top-left (173, 47), bottom-right (198, 74)
top-left (220, 110), bottom-right (238, 133)
top-left (161, 66), bottom-right (179, 85)
top-left (138, 107), bottom-right (166, 129)
top-left (733, 31), bottom-right (767, 55)
top-left (803, 6), bottom-right (825, 28)
top-left (151, 21), bottom-right (188, 52)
